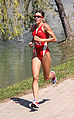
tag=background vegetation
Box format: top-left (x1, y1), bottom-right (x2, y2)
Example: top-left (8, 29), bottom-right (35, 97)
top-left (0, 0), bottom-right (59, 40)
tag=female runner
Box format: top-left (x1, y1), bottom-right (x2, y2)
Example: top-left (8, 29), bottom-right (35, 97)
top-left (29, 10), bottom-right (57, 108)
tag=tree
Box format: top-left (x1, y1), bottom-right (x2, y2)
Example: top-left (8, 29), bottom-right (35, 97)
top-left (54, 0), bottom-right (74, 40)
top-left (0, 0), bottom-right (74, 40)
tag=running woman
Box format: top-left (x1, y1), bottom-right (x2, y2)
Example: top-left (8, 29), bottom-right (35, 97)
top-left (29, 10), bottom-right (57, 108)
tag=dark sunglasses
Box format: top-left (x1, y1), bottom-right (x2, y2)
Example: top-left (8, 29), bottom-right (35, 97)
top-left (34, 15), bottom-right (43, 18)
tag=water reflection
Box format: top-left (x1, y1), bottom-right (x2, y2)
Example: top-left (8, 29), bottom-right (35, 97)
top-left (0, 40), bottom-right (32, 89)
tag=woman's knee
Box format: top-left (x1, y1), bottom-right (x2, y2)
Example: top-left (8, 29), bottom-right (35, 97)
top-left (33, 74), bottom-right (39, 81)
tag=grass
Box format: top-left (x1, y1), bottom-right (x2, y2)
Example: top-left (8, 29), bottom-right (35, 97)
top-left (0, 77), bottom-right (33, 101)
top-left (0, 39), bottom-right (74, 101)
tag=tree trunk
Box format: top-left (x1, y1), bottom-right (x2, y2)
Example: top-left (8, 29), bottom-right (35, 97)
top-left (54, 0), bottom-right (73, 39)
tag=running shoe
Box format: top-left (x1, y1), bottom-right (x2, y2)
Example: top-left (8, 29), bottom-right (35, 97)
top-left (31, 100), bottom-right (39, 108)
top-left (51, 71), bottom-right (57, 84)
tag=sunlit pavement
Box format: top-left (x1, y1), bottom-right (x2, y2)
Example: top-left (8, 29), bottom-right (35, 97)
top-left (0, 77), bottom-right (74, 119)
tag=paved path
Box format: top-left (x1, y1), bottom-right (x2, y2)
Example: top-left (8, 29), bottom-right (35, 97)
top-left (0, 78), bottom-right (74, 119)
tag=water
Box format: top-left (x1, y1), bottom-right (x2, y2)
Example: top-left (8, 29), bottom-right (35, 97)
top-left (0, 0), bottom-right (74, 89)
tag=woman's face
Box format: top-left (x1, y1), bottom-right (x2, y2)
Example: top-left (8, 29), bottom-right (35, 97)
top-left (34, 12), bottom-right (44, 25)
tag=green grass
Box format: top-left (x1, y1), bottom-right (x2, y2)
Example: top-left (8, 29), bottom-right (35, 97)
top-left (0, 56), bottom-right (74, 101)
top-left (0, 77), bottom-right (33, 101)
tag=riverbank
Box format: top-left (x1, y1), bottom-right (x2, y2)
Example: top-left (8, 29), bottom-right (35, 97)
top-left (0, 39), bottom-right (74, 101)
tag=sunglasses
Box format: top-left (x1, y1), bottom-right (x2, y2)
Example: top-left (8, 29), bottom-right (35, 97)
top-left (34, 15), bottom-right (43, 18)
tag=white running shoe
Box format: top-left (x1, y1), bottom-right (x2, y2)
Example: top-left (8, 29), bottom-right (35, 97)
top-left (31, 100), bottom-right (39, 108)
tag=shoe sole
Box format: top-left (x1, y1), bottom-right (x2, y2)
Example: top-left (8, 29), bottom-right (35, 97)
top-left (31, 103), bottom-right (39, 108)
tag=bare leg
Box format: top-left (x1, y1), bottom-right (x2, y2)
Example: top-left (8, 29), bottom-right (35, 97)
top-left (32, 54), bottom-right (41, 100)
top-left (42, 52), bottom-right (53, 81)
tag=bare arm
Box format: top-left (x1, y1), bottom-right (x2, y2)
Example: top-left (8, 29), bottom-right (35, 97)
top-left (29, 24), bottom-right (36, 47)
top-left (29, 38), bottom-right (34, 47)
top-left (34, 23), bottom-right (57, 42)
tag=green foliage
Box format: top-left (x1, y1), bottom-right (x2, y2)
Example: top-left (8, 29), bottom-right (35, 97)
top-left (0, 0), bottom-right (58, 40)
top-left (0, 0), bottom-right (23, 40)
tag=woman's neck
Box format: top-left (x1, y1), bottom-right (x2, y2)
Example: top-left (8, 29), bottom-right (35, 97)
top-left (37, 22), bottom-right (43, 28)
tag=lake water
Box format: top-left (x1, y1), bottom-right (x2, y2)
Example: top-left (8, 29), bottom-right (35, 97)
top-left (0, 0), bottom-right (74, 89)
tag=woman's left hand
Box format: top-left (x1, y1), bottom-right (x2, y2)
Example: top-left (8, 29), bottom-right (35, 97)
top-left (34, 36), bottom-right (41, 41)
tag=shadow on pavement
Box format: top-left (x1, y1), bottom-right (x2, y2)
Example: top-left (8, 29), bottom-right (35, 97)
top-left (11, 97), bottom-right (32, 109)
top-left (39, 99), bottom-right (50, 104)
top-left (11, 97), bottom-right (50, 112)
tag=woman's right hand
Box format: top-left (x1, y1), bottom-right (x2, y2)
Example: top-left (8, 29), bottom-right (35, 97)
top-left (29, 42), bottom-right (33, 47)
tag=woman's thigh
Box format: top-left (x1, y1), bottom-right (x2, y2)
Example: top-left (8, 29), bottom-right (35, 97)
top-left (32, 54), bottom-right (41, 80)
top-left (42, 52), bottom-right (51, 81)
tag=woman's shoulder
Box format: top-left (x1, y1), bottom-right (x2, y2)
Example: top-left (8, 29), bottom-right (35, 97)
top-left (43, 23), bottom-right (51, 31)
top-left (43, 23), bottom-right (50, 28)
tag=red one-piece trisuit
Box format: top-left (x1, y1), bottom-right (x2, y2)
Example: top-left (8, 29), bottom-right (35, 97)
top-left (32, 24), bottom-right (50, 61)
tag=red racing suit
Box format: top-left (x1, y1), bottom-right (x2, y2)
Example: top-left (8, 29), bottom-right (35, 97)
top-left (32, 24), bottom-right (50, 60)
